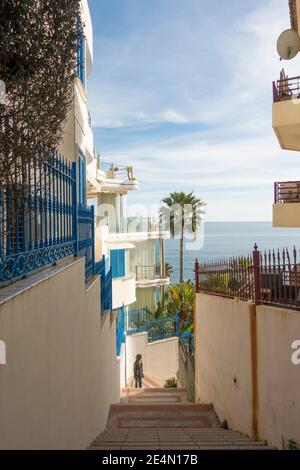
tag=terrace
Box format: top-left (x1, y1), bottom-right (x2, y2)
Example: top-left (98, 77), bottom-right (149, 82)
top-left (272, 73), bottom-right (300, 151)
top-left (273, 181), bottom-right (300, 227)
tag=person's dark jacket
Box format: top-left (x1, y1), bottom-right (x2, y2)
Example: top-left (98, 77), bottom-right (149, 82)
top-left (133, 360), bottom-right (144, 379)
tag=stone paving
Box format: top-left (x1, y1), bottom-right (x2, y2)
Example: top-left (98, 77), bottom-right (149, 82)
top-left (89, 389), bottom-right (270, 450)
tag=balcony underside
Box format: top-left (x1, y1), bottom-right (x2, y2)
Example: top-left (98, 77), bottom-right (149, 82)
top-left (273, 203), bottom-right (300, 227)
top-left (273, 100), bottom-right (300, 151)
top-left (136, 277), bottom-right (170, 288)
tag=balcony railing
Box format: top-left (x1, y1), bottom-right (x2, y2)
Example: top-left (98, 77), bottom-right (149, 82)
top-left (195, 244), bottom-right (300, 309)
top-left (135, 265), bottom-right (165, 281)
top-left (96, 160), bottom-right (135, 181)
top-left (127, 308), bottom-right (179, 342)
top-left (273, 75), bottom-right (300, 103)
top-left (274, 181), bottom-right (300, 204)
top-left (122, 217), bottom-right (161, 233)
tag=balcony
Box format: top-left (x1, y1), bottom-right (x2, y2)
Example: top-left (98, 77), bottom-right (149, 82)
top-left (107, 217), bottom-right (170, 244)
top-left (273, 181), bottom-right (300, 227)
top-left (135, 265), bottom-right (170, 288)
top-left (273, 75), bottom-right (300, 151)
top-left (96, 160), bottom-right (139, 192)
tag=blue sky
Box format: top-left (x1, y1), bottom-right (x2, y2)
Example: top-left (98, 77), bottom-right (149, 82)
top-left (87, 0), bottom-right (300, 221)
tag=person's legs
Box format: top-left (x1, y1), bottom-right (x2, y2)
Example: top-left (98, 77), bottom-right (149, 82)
top-left (135, 378), bottom-right (138, 388)
top-left (139, 376), bottom-right (142, 388)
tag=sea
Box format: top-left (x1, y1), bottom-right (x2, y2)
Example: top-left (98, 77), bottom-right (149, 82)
top-left (165, 222), bottom-right (300, 284)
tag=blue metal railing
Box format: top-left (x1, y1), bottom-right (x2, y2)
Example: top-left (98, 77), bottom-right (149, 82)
top-left (148, 314), bottom-right (179, 343)
top-left (0, 155), bottom-right (76, 286)
top-left (127, 309), bottom-right (179, 343)
top-left (0, 153), bottom-right (98, 287)
top-left (127, 308), bottom-right (149, 335)
top-left (116, 305), bottom-right (125, 356)
top-left (180, 330), bottom-right (194, 353)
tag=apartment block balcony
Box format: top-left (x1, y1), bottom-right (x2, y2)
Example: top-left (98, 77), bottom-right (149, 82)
top-left (273, 74), bottom-right (300, 151)
top-left (273, 181), bottom-right (300, 227)
top-left (135, 265), bottom-right (170, 288)
top-left (107, 217), bottom-right (170, 245)
top-left (96, 160), bottom-right (139, 193)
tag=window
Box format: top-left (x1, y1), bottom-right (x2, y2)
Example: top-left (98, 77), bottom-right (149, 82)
top-left (77, 29), bottom-right (86, 88)
top-left (110, 249), bottom-right (126, 279)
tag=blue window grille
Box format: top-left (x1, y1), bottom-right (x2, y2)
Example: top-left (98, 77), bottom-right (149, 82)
top-left (0, 153), bottom-right (96, 287)
top-left (110, 249), bottom-right (125, 279)
top-left (77, 28), bottom-right (86, 88)
top-left (95, 256), bottom-right (112, 312)
top-left (116, 305), bottom-right (125, 357)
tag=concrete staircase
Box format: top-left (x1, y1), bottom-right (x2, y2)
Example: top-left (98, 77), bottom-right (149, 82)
top-left (89, 389), bottom-right (269, 450)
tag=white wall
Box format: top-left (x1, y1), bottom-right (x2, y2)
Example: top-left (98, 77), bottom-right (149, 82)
top-left (0, 258), bottom-right (120, 449)
top-left (112, 276), bottom-right (136, 310)
top-left (195, 292), bottom-right (300, 449)
top-left (126, 333), bottom-right (178, 387)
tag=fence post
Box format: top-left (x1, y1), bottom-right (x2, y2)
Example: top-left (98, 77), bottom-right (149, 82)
top-left (71, 162), bottom-right (78, 255)
top-left (195, 258), bottom-right (199, 291)
top-left (253, 244), bottom-right (261, 305)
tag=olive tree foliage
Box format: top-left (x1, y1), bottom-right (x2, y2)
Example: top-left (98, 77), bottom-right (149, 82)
top-left (0, 0), bottom-right (82, 242)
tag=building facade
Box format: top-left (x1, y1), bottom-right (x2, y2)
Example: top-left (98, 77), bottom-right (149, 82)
top-left (272, 0), bottom-right (300, 227)
top-left (0, 1), bottom-right (120, 449)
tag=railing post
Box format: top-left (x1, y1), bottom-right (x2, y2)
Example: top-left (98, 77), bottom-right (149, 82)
top-left (175, 312), bottom-right (179, 337)
top-left (72, 162), bottom-right (78, 255)
top-left (253, 244), bottom-right (261, 305)
top-left (195, 258), bottom-right (199, 291)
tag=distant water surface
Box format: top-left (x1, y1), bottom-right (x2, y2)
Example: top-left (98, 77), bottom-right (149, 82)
top-left (165, 222), bottom-right (300, 284)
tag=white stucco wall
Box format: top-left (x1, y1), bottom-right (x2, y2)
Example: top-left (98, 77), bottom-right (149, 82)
top-left (195, 292), bottom-right (300, 449)
top-left (195, 293), bottom-right (253, 437)
top-left (0, 258), bottom-right (120, 450)
top-left (112, 276), bottom-right (136, 309)
top-left (126, 333), bottom-right (178, 387)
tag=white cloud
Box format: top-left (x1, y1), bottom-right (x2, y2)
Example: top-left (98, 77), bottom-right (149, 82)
top-left (89, 0), bottom-right (300, 221)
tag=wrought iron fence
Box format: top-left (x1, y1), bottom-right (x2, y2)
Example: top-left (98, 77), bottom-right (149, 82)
top-left (274, 181), bottom-right (300, 204)
top-left (148, 314), bottom-right (179, 343)
top-left (195, 244), bottom-right (300, 309)
top-left (273, 75), bottom-right (300, 102)
top-left (0, 153), bottom-right (98, 287)
top-left (0, 155), bottom-right (76, 286)
top-left (126, 308), bottom-right (179, 342)
top-left (127, 308), bottom-right (149, 335)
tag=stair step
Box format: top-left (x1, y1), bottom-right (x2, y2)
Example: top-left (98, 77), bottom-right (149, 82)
top-left (89, 428), bottom-right (270, 450)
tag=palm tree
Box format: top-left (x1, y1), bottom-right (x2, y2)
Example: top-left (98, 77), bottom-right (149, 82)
top-left (164, 280), bottom-right (195, 331)
top-left (161, 192), bottom-right (206, 283)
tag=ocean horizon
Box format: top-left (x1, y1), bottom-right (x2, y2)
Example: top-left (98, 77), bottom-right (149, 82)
top-left (165, 221), bottom-right (300, 284)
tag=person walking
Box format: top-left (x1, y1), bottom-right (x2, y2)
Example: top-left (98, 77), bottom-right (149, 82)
top-left (133, 354), bottom-right (144, 388)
